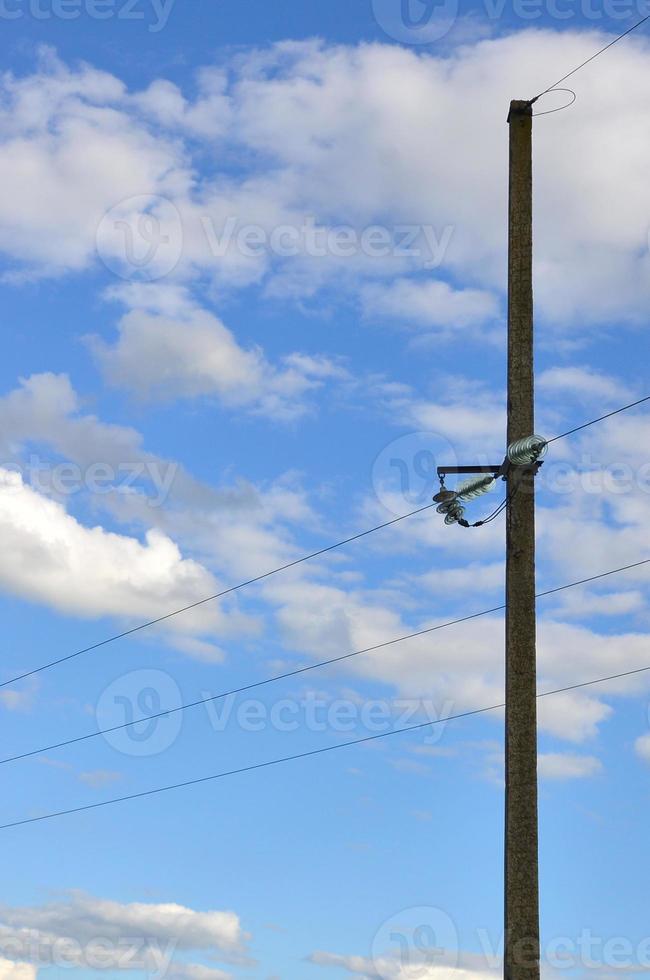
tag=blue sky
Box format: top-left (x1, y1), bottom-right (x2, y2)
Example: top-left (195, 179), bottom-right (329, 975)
top-left (1, 1), bottom-right (650, 979)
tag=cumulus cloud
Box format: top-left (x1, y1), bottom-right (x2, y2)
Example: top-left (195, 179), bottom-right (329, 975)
top-left (257, 564), bottom-right (650, 745)
top-left (538, 753), bottom-right (602, 780)
top-left (0, 961), bottom-right (35, 980)
top-left (1, 42), bottom-right (649, 749)
top-left (3, 35), bottom-right (650, 329)
top-left (308, 949), bottom-right (497, 980)
top-left (91, 295), bottom-right (347, 419)
top-left (386, 387), bottom-right (507, 458)
top-left (417, 563), bottom-right (504, 597)
top-left (0, 893), bottom-right (248, 977)
top-left (0, 466), bottom-right (240, 642)
top-left (537, 367), bottom-right (631, 404)
top-left (0, 49), bottom-right (184, 276)
top-left (634, 733), bottom-right (650, 762)
top-left (361, 279), bottom-right (500, 334)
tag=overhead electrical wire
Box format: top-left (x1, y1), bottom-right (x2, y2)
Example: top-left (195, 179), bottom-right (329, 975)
top-left (0, 503), bottom-right (435, 691)
top-left (529, 14), bottom-right (650, 104)
top-left (2, 556), bottom-right (649, 770)
top-left (546, 393), bottom-right (650, 444)
top-left (459, 393), bottom-right (650, 528)
top-left (2, 392), bottom-right (649, 691)
top-left (0, 602), bottom-right (505, 767)
top-left (5, 616), bottom-right (650, 832)
top-left (2, 18), bottom-right (650, 832)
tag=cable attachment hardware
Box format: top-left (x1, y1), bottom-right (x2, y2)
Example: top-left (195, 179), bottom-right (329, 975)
top-left (433, 488), bottom-right (456, 505)
top-left (507, 435), bottom-right (548, 466)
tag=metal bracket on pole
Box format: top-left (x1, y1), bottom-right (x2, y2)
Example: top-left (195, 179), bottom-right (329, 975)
top-left (436, 464), bottom-right (503, 478)
top-left (437, 459), bottom-right (543, 482)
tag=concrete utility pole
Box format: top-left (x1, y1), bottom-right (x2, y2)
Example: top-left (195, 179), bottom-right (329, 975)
top-left (504, 99), bottom-right (539, 980)
top-left (434, 100), bottom-right (541, 980)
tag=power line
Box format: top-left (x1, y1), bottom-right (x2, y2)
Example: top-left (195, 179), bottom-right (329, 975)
top-left (3, 391), bottom-right (649, 693)
top-left (5, 631), bottom-right (650, 833)
top-left (530, 15), bottom-right (650, 104)
top-left (547, 393), bottom-right (650, 444)
top-left (0, 503), bottom-right (434, 692)
top-left (452, 392), bottom-right (650, 530)
top-left (0, 603), bottom-right (504, 767)
top-left (3, 556), bottom-right (649, 770)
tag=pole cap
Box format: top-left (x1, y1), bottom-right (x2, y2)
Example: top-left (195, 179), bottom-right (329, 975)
top-left (507, 99), bottom-right (533, 122)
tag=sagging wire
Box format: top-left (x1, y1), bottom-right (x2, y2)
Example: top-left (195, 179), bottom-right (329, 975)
top-left (532, 87), bottom-right (577, 117)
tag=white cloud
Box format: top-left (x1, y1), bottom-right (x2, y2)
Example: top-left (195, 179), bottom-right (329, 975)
top-left (536, 691), bottom-right (612, 744)
top-left (131, 72), bottom-right (231, 138)
top-left (417, 562), bottom-right (504, 597)
top-left (388, 389), bottom-right (506, 458)
top-left (3, 35), bottom-right (650, 329)
top-left (538, 367), bottom-right (630, 404)
top-left (0, 49), bottom-right (185, 276)
top-left (308, 949), bottom-right (497, 980)
top-left (0, 960), bottom-right (35, 980)
top-left (0, 682), bottom-right (36, 713)
top-left (551, 589), bottom-right (644, 619)
top-left (0, 893), bottom-right (248, 974)
top-left (0, 372), bottom-right (333, 648)
top-left (261, 564), bottom-right (650, 745)
top-left (166, 965), bottom-right (230, 980)
top-left (92, 298), bottom-right (345, 419)
top-left (0, 467), bottom-right (236, 640)
top-left (361, 279), bottom-right (500, 333)
top-left (77, 769), bottom-right (122, 789)
top-left (538, 752), bottom-right (602, 780)
top-left (634, 732), bottom-right (650, 762)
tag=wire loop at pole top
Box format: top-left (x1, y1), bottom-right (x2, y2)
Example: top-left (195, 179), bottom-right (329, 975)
top-left (532, 87), bottom-right (577, 116)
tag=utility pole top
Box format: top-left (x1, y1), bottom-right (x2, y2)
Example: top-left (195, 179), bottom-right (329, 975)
top-left (507, 100), bottom-right (533, 122)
